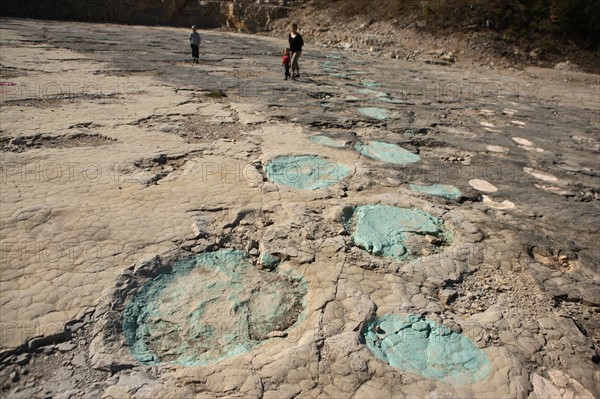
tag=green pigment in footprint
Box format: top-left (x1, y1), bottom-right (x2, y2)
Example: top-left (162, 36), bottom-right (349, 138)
top-left (309, 135), bottom-right (347, 148)
top-left (345, 205), bottom-right (447, 260)
top-left (264, 155), bottom-right (349, 190)
top-left (355, 88), bottom-right (388, 97)
top-left (409, 184), bottom-right (462, 199)
top-left (363, 314), bottom-right (490, 385)
top-left (122, 249), bottom-right (306, 366)
top-left (357, 107), bottom-right (394, 121)
top-left (361, 81), bottom-right (381, 87)
top-left (354, 141), bottom-right (420, 164)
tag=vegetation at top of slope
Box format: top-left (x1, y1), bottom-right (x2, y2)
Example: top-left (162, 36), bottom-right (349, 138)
top-left (313, 0), bottom-right (599, 50)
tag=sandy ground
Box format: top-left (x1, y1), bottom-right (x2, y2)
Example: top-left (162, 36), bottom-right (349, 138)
top-left (0, 17), bottom-right (599, 398)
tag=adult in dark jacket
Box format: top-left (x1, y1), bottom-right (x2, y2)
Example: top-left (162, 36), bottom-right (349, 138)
top-left (288, 23), bottom-right (304, 79)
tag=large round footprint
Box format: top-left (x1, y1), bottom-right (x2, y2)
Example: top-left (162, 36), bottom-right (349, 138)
top-left (363, 314), bottom-right (490, 385)
top-left (344, 205), bottom-right (448, 260)
top-left (123, 250), bottom-right (306, 366)
top-left (264, 155), bottom-right (350, 190)
top-left (355, 141), bottom-right (421, 165)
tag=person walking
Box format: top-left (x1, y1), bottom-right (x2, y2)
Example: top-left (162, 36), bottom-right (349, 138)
top-left (282, 48), bottom-right (291, 80)
top-left (288, 23), bottom-right (304, 79)
top-left (189, 25), bottom-right (201, 64)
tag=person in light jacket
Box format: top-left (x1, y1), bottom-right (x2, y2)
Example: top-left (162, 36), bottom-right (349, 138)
top-left (189, 25), bottom-right (201, 64)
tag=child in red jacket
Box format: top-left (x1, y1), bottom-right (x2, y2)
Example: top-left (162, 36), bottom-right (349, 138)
top-left (282, 48), bottom-right (291, 80)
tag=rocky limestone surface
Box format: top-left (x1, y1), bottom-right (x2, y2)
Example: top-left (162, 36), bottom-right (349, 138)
top-left (1, 17), bottom-right (599, 398)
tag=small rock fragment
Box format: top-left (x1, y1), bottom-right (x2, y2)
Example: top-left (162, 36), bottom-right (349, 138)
top-left (439, 289), bottom-right (458, 305)
top-left (57, 342), bottom-right (77, 352)
top-left (425, 234), bottom-right (443, 246)
top-left (267, 331), bottom-right (288, 338)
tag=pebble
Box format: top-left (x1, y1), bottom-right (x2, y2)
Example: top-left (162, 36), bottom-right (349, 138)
top-left (425, 234), bottom-right (443, 246)
top-left (42, 347), bottom-right (55, 355)
top-left (267, 331), bottom-right (288, 338)
top-left (57, 342), bottom-right (76, 352)
top-left (439, 288), bottom-right (458, 305)
top-left (487, 145), bottom-right (509, 153)
top-left (482, 195), bottom-right (515, 210)
top-left (523, 167), bottom-right (559, 183)
top-left (15, 353), bottom-right (30, 366)
top-left (469, 179), bottom-right (498, 193)
top-left (512, 137), bottom-right (534, 146)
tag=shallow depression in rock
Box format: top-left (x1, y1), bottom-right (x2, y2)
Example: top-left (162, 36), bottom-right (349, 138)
top-left (356, 107), bottom-right (395, 121)
top-left (264, 155), bottom-right (350, 190)
top-left (354, 141), bottom-right (421, 165)
top-left (363, 314), bottom-right (490, 385)
top-left (309, 134), bottom-right (347, 148)
top-left (122, 249), bottom-right (306, 366)
top-left (409, 183), bottom-right (462, 199)
top-left (344, 205), bottom-right (448, 260)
